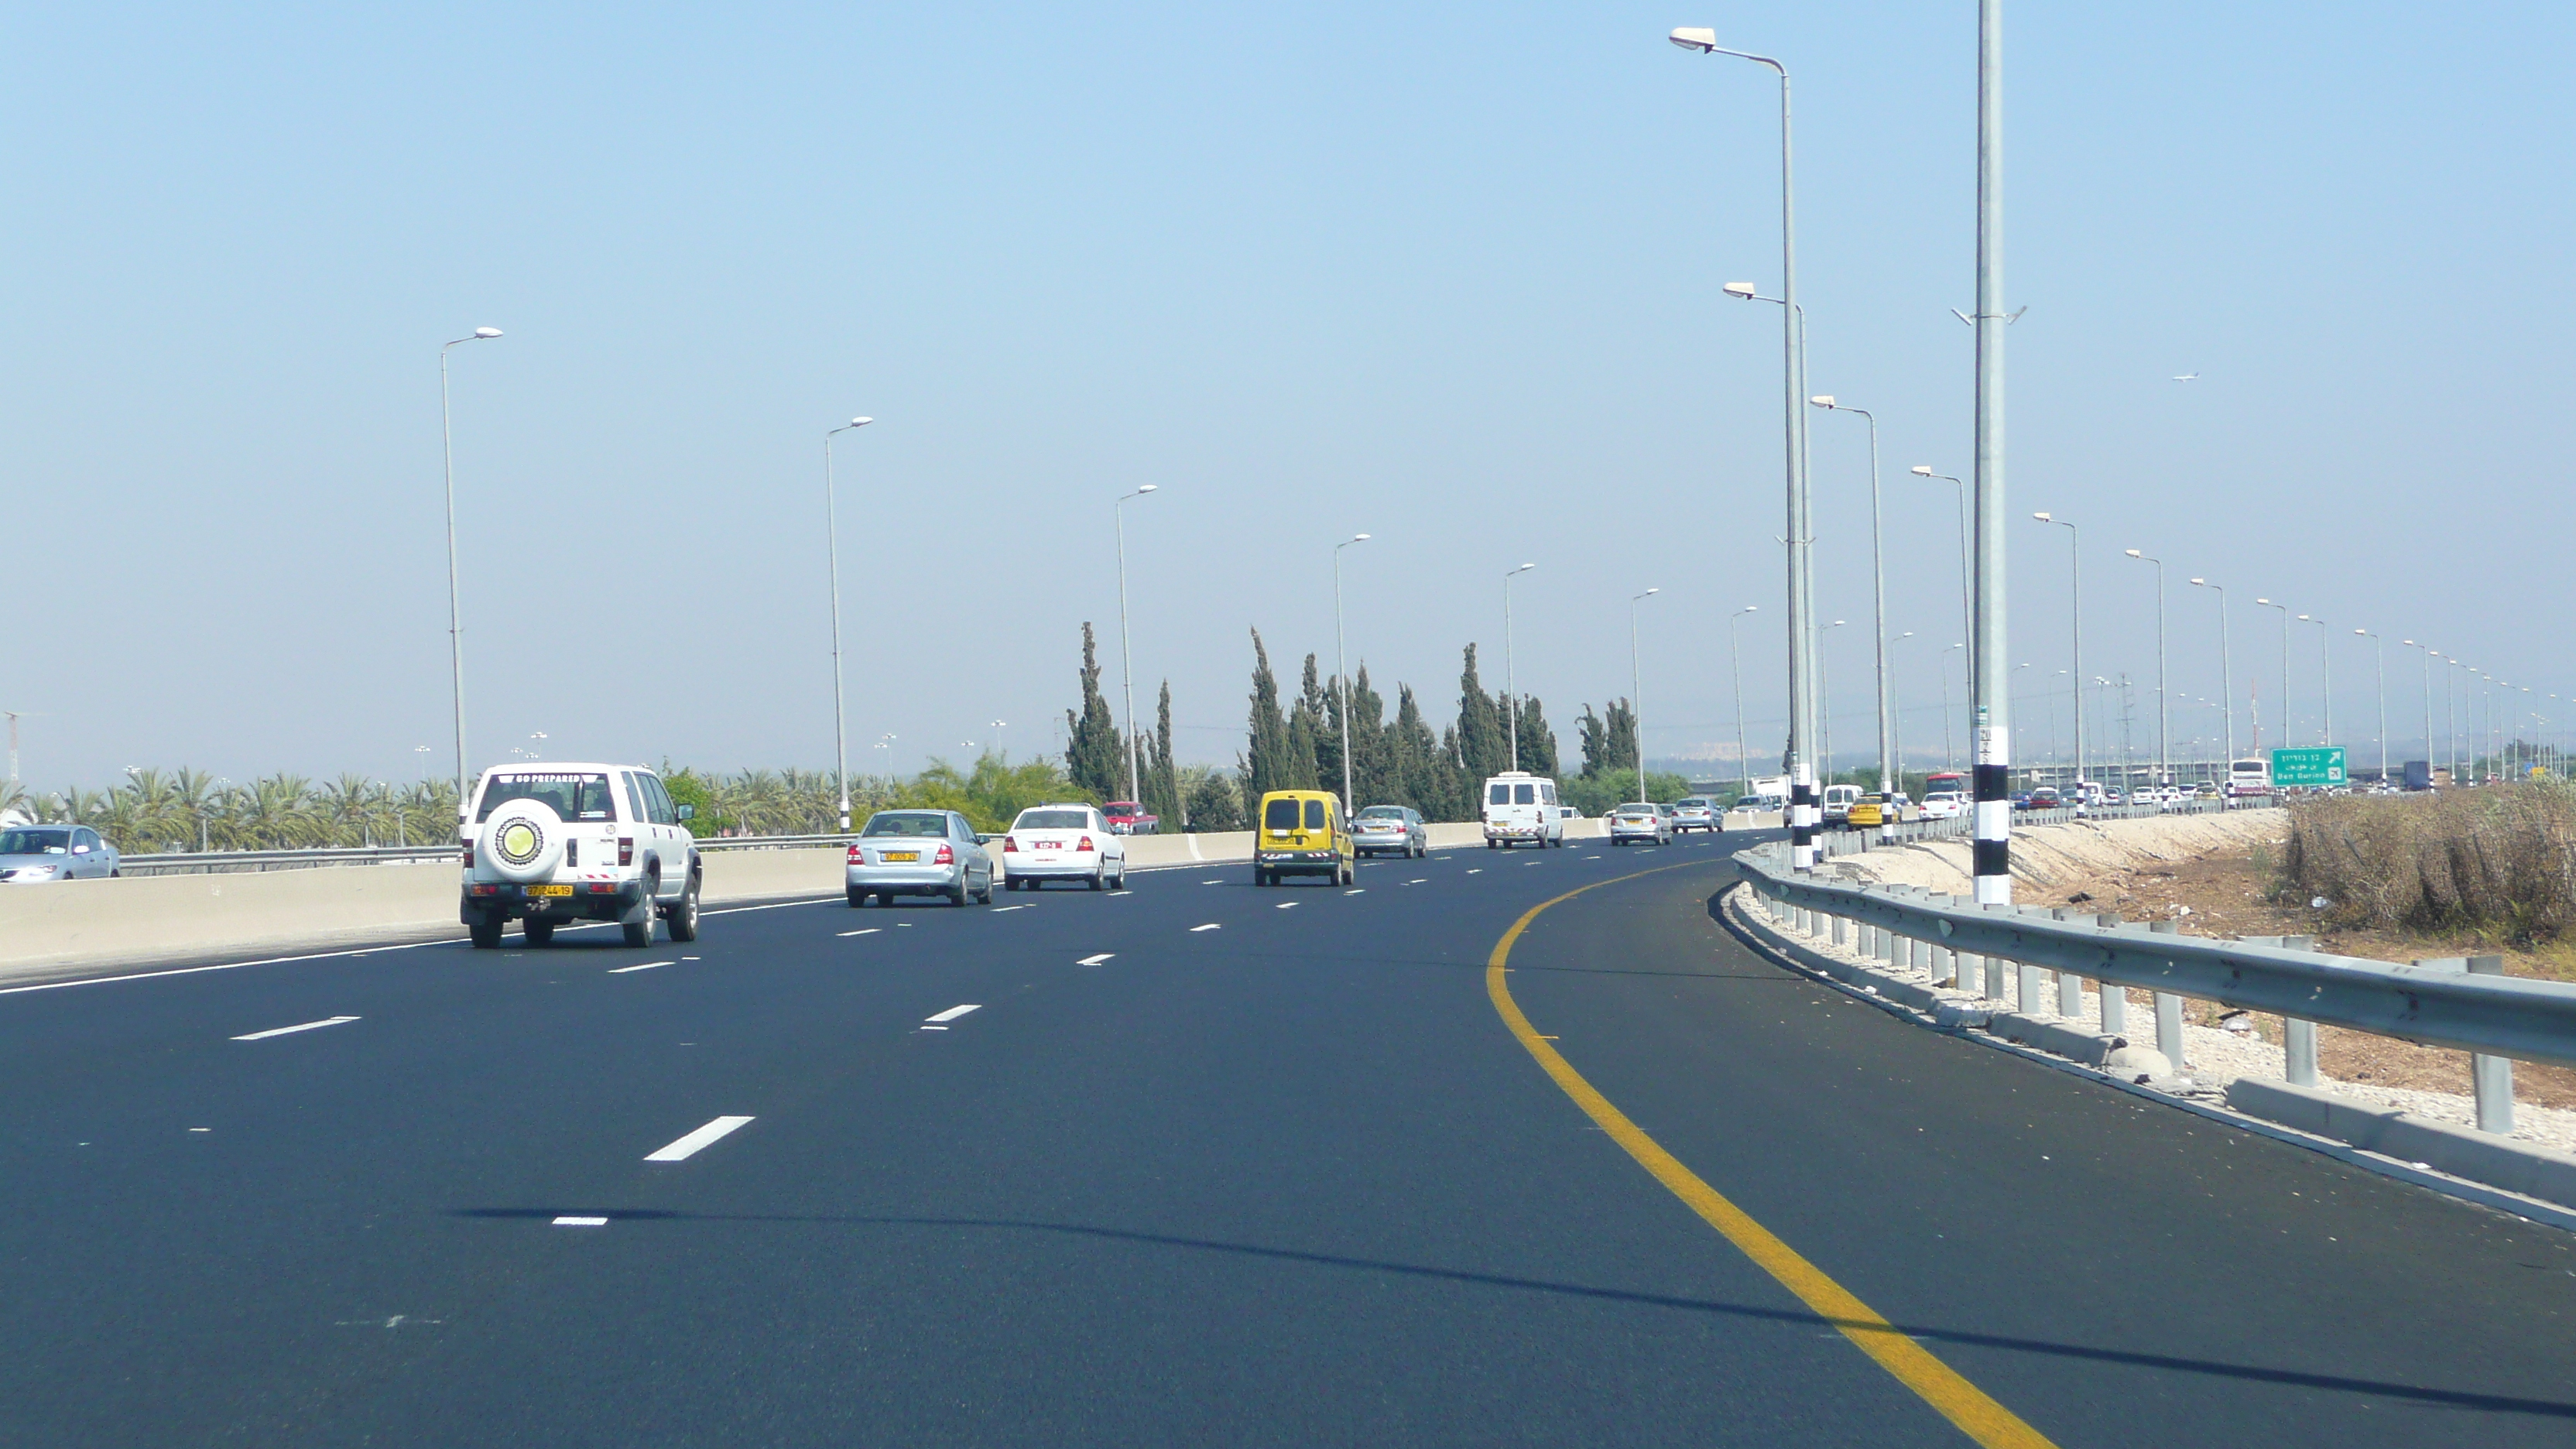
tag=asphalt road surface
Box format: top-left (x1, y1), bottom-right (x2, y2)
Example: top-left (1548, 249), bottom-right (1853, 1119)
top-left (2, 829), bottom-right (2570, 1446)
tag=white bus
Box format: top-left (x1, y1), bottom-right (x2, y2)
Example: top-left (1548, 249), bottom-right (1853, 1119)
top-left (2227, 759), bottom-right (2271, 798)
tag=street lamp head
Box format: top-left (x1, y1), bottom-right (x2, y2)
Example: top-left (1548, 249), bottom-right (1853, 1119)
top-left (1351, 533), bottom-right (1371, 542)
top-left (1509, 562), bottom-right (1536, 575)
top-left (2191, 577), bottom-right (2208, 586)
top-left (2355, 628), bottom-right (2367, 636)
top-left (1807, 395), bottom-right (1835, 409)
top-left (1721, 281), bottom-right (1759, 300)
top-left (2031, 511), bottom-right (2052, 522)
top-left (2123, 548), bottom-right (2142, 558)
top-left (472, 327), bottom-right (502, 339)
top-left (1910, 464), bottom-right (1934, 476)
top-left (2256, 597), bottom-right (2272, 606)
top-left (1136, 484), bottom-right (1158, 494)
top-left (1669, 26), bottom-right (1718, 52)
top-left (851, 416), bottom-right (872, 426)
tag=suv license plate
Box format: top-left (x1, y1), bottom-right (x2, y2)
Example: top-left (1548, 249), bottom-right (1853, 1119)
top-left (525, 885), bottom-right (574, 897)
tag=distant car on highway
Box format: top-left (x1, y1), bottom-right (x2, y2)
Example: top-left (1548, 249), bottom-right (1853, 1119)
top-left (461, 764), bottom-right (701, 949)
top-left (2194, 782), bottom-right (2225, 803)
top-left (1002, 803), bottom-right (1127, 891)
top-left (1255, 790), bottom-right (1355, 886)
top-left (1846, 793), bottom-right (1889, 829)
top-left (1670, 797), bottom-right (1719, 833)
top-left (847, 809), bottom-right (994, 907)
top-left (1821, 783), bottom-right (1860, 824)
top-left (1607, 802), bottom-right (1672, 846)
top-left (1101, 800), bottom-right (1159, 835)
top-left (0, 824), bottom-right (118, 882)
top-left (1920, 772), bottom-right (1966, 820)
top-left (2026, 786), bottom-right (2064, 811)
top-left (1352, 805), bottom-right (1427, 858)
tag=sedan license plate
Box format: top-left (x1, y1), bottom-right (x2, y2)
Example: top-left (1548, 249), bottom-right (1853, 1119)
top-left (1036, 841), bottom-right (1062, 850)
top-left (526, 885), bottom-right (574, 898)
top-left (882, 851), bottom-right (919, 862)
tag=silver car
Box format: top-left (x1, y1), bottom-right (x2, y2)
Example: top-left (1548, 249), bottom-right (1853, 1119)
top-left (1607, 803), bottom-right (1672, 846)
top-left (1351, 805), bottom-right (1427, 858)
top-left (0, 824), bottom-right (119, 882)
top-left (1670, 796), bottom-right (1719, 833)
top-left (845, 810), bottom-right (995, 907)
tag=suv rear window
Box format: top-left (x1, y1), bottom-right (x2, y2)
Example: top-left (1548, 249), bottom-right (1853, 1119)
top-left (478, 772), bottom-right (617, 823)
top-left (1016, 810), bottom-right (1091, 831)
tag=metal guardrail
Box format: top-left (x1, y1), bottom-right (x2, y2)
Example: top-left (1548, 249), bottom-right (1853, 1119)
top-left (115, 831), bottom-right (864, 875)
top-left (1731, 839), bottom-right (2576, 1070)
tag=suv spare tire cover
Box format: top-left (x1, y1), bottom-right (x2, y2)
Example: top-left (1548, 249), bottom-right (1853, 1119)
top-left (481, 799), bottom-right (567, 883)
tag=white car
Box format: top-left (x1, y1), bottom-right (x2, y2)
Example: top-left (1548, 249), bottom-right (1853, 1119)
top-left (1482, 770), bottom-right (1565, 848)
top-left (1919, 790), bottom-right (1966, 820)
top-left (461, 763), bottom-right (701, 950)
top-left (1000, 803), bottom-right (1129, 891)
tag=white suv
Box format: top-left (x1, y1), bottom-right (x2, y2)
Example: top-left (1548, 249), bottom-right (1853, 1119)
top-left (461, 763), bottom-right (702, 949)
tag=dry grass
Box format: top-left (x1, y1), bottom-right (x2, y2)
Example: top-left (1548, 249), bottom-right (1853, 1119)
top-left (2285, 784), bottom-right (2576, 946)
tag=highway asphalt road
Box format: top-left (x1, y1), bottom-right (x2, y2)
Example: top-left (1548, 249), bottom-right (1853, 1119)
top-left (1, 828), bottom-right (2570, 1446)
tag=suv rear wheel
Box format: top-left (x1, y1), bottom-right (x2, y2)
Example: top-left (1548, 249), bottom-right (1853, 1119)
top-left (666, 872), bottom-right (701, 942)
top-left (622, 870), bottom-right (659, 947)
top-left (468, 914), bottom-right (504, 950)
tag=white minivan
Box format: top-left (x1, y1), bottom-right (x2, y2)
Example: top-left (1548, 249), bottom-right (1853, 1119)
top-left (1482, 771), bottom-right (1565, 848)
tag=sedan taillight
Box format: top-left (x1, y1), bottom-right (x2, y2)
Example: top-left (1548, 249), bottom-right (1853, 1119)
top-left (1077, 835), bottom-right (1095, 852)
top-left (1003, 836), bottom-right (1018, 853)
top-left (847, 844), bottom-right (864, 862)
top-left (934, 843), bottom-right (954, 865)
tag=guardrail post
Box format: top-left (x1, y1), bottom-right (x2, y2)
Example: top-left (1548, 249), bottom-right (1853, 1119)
top-left (1831, 913), bottom-right (1848, 948)
top-left (2150, 920), bottom-right (2188, 1069)
top-left (2095, 913), bottom-right (2127, 1034)
top-left (2467, 954), bottom-right (2515, 1133)
top-left (2276, 936), bottom-right (2319, 1088)
top-left (2049, 910), bottom-right (2084, 1017)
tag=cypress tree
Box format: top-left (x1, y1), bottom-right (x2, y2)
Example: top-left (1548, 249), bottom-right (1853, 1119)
top-left (1064, 622), bottom-right (1125, 801)
top-left (1512, 696), bottom-right (1560, 779)
top-left (1143, 680), bottom-right (1182, 827)
top-left (1454, 644), bottom-right (1510, 782)
top-left (1577, 704), bottom-right (1609, 779)
top-left (1240, 629), bottom-right (1297, 807)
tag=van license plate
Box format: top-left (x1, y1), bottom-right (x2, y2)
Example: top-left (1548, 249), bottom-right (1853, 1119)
top-left (882, 851), bottom-right (918, 862)
top-left (526, 885), bottom-right (574, 897)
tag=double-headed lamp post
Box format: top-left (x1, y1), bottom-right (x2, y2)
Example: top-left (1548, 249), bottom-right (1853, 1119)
top-left (1333, 533), bottom-right (1371, 818)
top-left (1630, 588), bottom-right (1661, 803)
top-left (1912, 466), bottom-right (1972, 688)
top-left (2299, 615), bottom-right (2332, 746)
top-left (1811, 397), bottom-right (1894, 799)
top-left (1728, 605), bottom-right (1758, 797)
top-left (2192, 578), bottom-right (2235, 771)
top-left (1676, 23), bottom-right (1817, 872)
top-left (2033, 513), bottom-right (2082, 796)
top-left (438, 325), bottom-right (503, 827)
top-left (2124, 550), bottom-right (2169, 786)
top-left (2255, 598), bottom-right (2290, 750)
top-left (823, 417), bottom-right (873, 832)
top-left (1114, 485), bottom-right (1160, 803)
top-left (1503, 563), bottom-right (1536, 769)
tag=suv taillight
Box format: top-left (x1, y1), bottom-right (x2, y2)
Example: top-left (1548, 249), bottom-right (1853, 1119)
top-left (566, 839), bottom-right (578, 868)
top-left (618, 837), bottom-right (634, 867)
top-left (934, 843), bottom-right (954, 865)
top-left (461, 841), bottom-right (474, 869)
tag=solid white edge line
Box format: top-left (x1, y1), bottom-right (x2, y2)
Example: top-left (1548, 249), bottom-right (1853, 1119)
top-left (925, 1003), bottom-right (981, 1023)
top-left (643, 1115), bottom-right (756, 1163)
top-left (229, 1015), bottom-right (361, 1041)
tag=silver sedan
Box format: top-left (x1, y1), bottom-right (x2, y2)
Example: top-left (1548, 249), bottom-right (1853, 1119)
top-left (845, 810), bottom-right (995, 906)
top-left (0, 824), bottom-right (120, 882)
top-left (1351, 805), bottom-right (1427, 858)
top-left (1606, 803), bottom-right (1672, 846)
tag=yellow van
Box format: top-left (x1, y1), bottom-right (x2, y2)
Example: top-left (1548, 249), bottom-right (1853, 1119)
top-left (1253, 790), bottom-right (1355, 888)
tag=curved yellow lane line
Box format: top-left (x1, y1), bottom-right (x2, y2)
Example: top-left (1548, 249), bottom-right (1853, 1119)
top-left (1488, 870), bottom-right (2058, 1449)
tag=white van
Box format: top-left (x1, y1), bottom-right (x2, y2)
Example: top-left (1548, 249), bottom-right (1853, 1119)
top-left (1482, 772), bottom-right (1565, 849)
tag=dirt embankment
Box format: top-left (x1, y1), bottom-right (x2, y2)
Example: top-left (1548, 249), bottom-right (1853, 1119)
top-left (1822, 807), bottom-right (2576, 1111)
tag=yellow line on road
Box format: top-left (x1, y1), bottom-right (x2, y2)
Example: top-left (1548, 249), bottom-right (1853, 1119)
top-left (1487, 870), bottom-right (2057, 1449)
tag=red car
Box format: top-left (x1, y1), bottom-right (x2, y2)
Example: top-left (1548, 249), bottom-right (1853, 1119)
top-left (1101, 801), bottom-right (1159, 836)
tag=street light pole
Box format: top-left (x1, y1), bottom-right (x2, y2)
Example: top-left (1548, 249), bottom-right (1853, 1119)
top-left (1675, 28), bottom-right (1816, 871)
top-left (2255, 598), bottom-right (2290, 751)
top-left (1813, 398), bottom-right (1893, 800)
top-left (2300, 615), bottom-right (2332, 747)
top-left (1333, 533), bottom-right (1371, 818)
top-left (2357, 630), bottom-right (2385, 785)
top-left (2192, 579), bottom-right (2235, 773)
top-left (437, 326), bottom-right (502, 828)
top-left (823, 417), bottom-right (872, 832)
top-left (2034, 513), bottom-right (2081, 800)
top-left (1114, 485), bottom-right (1160, 804)
top-left (1631, 589), bottom-right (1662, 803)
top-left (1728, 605), bottom-right (1758, 797)
top-left (1967, 0), bottom-right (2011, 902)
top-left (1502, 563), bottom-right (1535, 770)
top-left (2125, 550), bottom-right (2168, 786)
top-left (1913, 467), bottom-right (1971, 690)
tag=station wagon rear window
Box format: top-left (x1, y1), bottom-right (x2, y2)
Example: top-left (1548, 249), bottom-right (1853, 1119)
top-left (476, 772), bottom-right (617, 823)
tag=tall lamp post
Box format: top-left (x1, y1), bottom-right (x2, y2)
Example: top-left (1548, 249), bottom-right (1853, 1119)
top-left (2191, 578), bottom-right (2235, 772)
top-left (1819, 619), bottom-right (1847, 780)
top-left (1673, 27), bottom-right (1817, 872)
top-left (1114, 485), bottom-right (1160, 803)
top-left (2299, 615), bottom-right (2332, 747)
top-left (1332, 533), bottom-right (1371, 818)
top-left (1502, 563), bottom-right (1536, 769)
top-left (437, 325), bottom-right (502, 827)
top-left (2355, 630), bottom-right (2386, 786)
top-left (2125, 549), bottom-right (2169, 786)
top-left (823, 417), bottom-right (873, 831)
top-left (1812, 397), bottom-right (1894, 798)
top-left (2033, 513), bottom-right (2083, 799)
top-left (1727, 605), bottom-right (1758, 797)
top-left (2255, 598), bottom-right (2290, 752)
top-left (1630, 588), bottom-right (1662, 803)
top-left (1913, 467), bottom-right (1971, 688)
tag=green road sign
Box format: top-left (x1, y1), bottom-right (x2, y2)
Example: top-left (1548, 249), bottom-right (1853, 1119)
top-left (2272, 746), bottom-right (2347, 788)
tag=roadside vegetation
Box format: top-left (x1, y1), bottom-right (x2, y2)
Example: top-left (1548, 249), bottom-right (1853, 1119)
top-left (2286, 783), bottom-right (2576, 947)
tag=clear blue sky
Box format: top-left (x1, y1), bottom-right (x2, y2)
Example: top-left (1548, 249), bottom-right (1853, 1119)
top-left (5, 1), bottom-right (2568, 790)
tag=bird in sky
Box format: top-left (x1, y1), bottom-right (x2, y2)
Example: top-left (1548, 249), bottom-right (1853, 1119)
top-left (2172, 372), bottom-right (2201, 381)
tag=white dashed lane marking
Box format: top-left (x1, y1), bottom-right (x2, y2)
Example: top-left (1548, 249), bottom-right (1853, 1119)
top-left (231, 1016), bottom-right (360, 1041)
top-left (1077, 954), bottom-right (1114, 966)
top-left (989, 906), bottom-right (1029, 913)
top-left (837, 928), bottom-right (881, 937)
top-left (1275, 902), bottom-right (1298, 909)
top-left (1408, 879), bottom-right (1427, 885)
top-left (553, 1216), bottom-right (608, 1228)
top-left (926, 1004), bottom-right (981, 1023)
top-left (643, 1115), bottom-right (756, 1163)
top-left (608, 960), bottom-right (675, 974)
top-left (1344, 889), bottom-right (1365, 895)
top-left (1190, 923), bottom-right (1222, 933)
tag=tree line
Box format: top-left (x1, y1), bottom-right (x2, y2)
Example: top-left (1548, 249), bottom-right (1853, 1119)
top-left (1057, 622), bottom-right (1695, 827)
